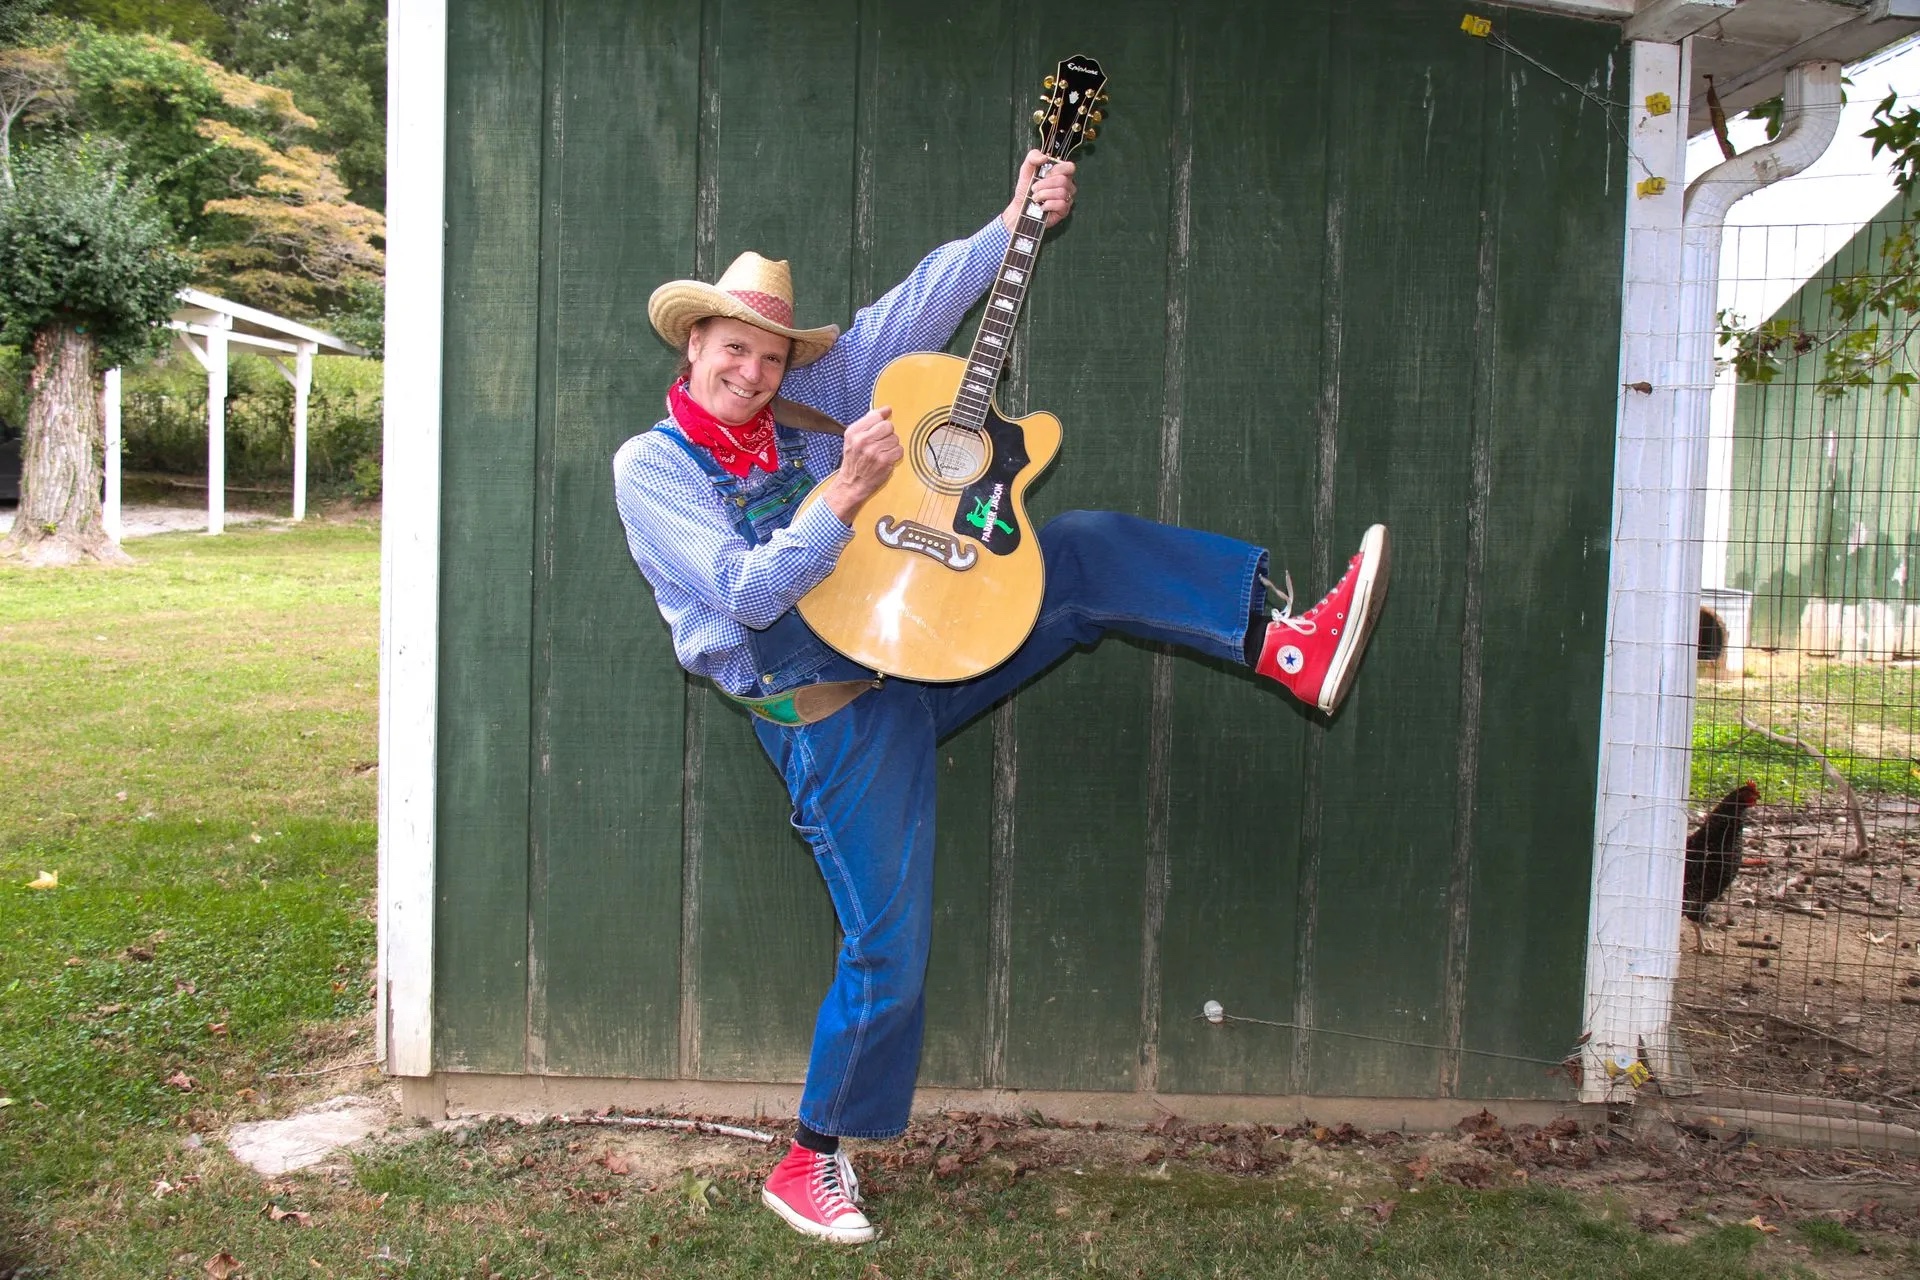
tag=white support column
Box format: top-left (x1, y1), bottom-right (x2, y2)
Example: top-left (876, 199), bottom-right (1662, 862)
top-left (1584, 39), bottom-right (1693, 1101)
top-left (378, 0), bottom-right (446, 1079)
top-left (293, 341), bottom-right (315, 521)
top-left (205, 314), bottom-right (232, 536)
top-left (102, 367), bottom-right (122, 545)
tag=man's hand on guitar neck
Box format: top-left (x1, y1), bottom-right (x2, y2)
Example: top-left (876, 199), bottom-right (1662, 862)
top-left (825, 406), bottom-right (903, 526)
top-left (1002, 149), bottom-right (1077, 233)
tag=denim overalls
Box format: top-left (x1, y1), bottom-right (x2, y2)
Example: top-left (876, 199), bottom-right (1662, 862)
top-left (658, 423), bottom-right (1272, 1139)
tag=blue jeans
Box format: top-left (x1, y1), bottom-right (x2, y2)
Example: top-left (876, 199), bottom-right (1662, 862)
top-left (750, 510), bottom-right (1266, 1138)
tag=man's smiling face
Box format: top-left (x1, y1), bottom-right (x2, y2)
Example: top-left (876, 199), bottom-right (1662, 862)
top-left (685, 316), bottom-right (791, 425)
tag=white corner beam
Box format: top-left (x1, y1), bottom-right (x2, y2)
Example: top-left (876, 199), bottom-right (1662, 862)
top-left (102, 367), bottom-right (122, 544)
top-left (378, 0), bottom-right (447, 1079)
top-left (267, 342), bottom-right (319, 521)
top-left (1583, 54), bottom-right (1843, 1104)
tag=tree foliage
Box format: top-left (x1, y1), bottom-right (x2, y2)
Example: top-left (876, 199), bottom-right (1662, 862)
top-left (1721, 92), bottom-right (1920, 397)
top-left (0, 138), bottom-right (195, 367)
top-left (12, 25), bottom-right (381, 319)
top-left (219, 0), bottom-right (383, 210)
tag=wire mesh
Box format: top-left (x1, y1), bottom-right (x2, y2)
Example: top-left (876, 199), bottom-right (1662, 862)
top-left (1683, 213), bottom-right (1920, 1151)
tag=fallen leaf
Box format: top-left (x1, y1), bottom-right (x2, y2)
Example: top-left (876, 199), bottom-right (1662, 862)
top-left (26, 871), bottom-right (57, 890)
top-left (265, 1204), bottom-right (313, 1227)
top-left (598, 1153), bottom-right (631, 1176)
top-left (204, 1252), bottom-right (243, 1279)
top-left (208, 1022), bottom-right (229, 1037)
top-left (153, 1179), bottom-right (178, 1198)
top-left (681, 1172), bottom-right (715, 1214)
top-left (166, 1071), bottom-right (195, 1092)
top-left (124, 945), bottom-right (155, 962)
top-left (97, 1003), bottom-right (128, 1015)
top-left (1406, 1154), bottom-right (1432, 1181)
top-left (174, 979), bottom-right (196, 994)
top-left (1744, 1215), bottom-right (1779, 1234)
top-left (0, 1098), bottom-right (13, 1109)
top-left (64, 957), bottom-right (84, 967)
top-left (1363, 1199), bottom-right (1397, 1222)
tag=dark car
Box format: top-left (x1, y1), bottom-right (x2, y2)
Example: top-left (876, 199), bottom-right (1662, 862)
top-left (0, 418), bottom-right (19, 504)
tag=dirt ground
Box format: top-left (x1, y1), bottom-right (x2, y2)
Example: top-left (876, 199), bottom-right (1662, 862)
top-left (1674, 795), bottom-right (1920, 1132)
top-left (423, 1104), bottom-right (1920, 1276)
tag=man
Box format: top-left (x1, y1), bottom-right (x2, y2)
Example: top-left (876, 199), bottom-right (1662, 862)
top-left (614, 150), bottom-right (1388, 1244)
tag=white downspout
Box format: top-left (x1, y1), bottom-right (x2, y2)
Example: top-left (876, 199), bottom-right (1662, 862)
top-left (1584, 57), bottom-right (1843, 1102)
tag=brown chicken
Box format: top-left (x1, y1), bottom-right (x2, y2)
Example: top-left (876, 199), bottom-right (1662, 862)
top-left (1683, 780), bottom-right (1760, 952)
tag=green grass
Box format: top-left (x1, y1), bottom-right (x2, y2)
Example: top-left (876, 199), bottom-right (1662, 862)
top-left (0, 521), bottom-right (380, 1271)
top-left (1693, 659), bottom-right (1920, 803)
top-left (0, 520), bottom-right (1897, 1277)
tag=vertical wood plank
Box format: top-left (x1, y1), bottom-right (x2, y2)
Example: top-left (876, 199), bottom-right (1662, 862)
top-left (528, 0), bottom-right (701, 1078)
top-left (999, 3), bottom-right (1179, 1092)
top-left (1305, 0), bottom-right (1489, 1097)
top-left (1153, 0), bottom-right (1331, 1096)
top-left (685, 0), bottom-right (862, 1084)
top-left (434, 0), bottom-right (543, 1073)
top-left (852, 4), bottom-right (1015, 1089)
top-left (1459, 9), bottom-right (1621, 1098)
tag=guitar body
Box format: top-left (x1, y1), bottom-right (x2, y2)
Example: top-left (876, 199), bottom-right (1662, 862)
top-left (795, 351), bottom-right (1061, 682)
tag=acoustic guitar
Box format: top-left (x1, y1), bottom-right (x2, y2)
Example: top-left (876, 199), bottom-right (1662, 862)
top-left (793, 54), bottom-right (1109, 683)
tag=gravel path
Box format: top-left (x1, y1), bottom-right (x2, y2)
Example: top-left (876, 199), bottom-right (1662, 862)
top-left (0, 503), bottom-right (272, 539)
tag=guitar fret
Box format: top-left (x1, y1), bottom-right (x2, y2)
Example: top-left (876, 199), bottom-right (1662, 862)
top-left (1013, 236), bottom-right (1034, 254)
top-left (991, 297), bottom-right (1016, 312)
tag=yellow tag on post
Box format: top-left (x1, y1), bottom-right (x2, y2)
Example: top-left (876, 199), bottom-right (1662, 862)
top-left (1461, 14), bottom-right (1492, 36)
top-left (1636, 176), bottom-right (1668, 198)
top-left (1645, 92), bottom-right (1672, 117)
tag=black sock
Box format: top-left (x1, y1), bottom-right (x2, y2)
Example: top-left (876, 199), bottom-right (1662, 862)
top-left (1244, 612), bottom-right (1267, 668)
top-left (794, 1122), bottom-right (838, 1155)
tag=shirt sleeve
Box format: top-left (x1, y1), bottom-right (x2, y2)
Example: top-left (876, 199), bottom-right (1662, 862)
top-left (613, 431), bottom-right (854, 630)
top-left (780, 216), bottom-right (1012, 429)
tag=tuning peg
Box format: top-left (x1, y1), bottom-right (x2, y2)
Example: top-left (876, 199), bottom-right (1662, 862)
top-left (1084, 127), bottom-right (1098, 140)
top-left (1089, 110), bottom-right (1103, 124)
top-left (1043, 75), bottom-right (1056, 88)
top-left (1095, 92), bottom-right (1110, 103)
top-left (1032, 109), bottom-right (1046, 124)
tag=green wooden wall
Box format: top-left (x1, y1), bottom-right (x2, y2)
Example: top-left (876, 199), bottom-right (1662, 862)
top-left (1728, 198), bottom-right (1920, 650)
top-left (435, 0), bottom-right (1624, 1102)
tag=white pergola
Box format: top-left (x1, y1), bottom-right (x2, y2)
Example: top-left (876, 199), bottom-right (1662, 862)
top-left (103, 288), bottom-right (368, 540)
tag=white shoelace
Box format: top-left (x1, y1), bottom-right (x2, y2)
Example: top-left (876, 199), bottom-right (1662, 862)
top-left (810, 1150), bottom-right (862, 1216)
top-left (1262, 572), bottom-right (1317, 636)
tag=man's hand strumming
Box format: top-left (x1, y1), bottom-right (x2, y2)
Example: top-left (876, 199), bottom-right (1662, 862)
top-left (825, 406), bottom-right (901, 524)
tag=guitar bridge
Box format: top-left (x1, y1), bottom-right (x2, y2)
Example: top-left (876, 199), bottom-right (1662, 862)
top-left (874, 516), bottom-right (978, 571)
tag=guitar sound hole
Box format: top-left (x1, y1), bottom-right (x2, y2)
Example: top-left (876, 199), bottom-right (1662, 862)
top-left (921, 422), bottom-right (988, 488)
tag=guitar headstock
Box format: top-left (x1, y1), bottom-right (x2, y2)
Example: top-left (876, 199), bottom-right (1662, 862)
top-left (1032, 54), bottom-right (1108, 160)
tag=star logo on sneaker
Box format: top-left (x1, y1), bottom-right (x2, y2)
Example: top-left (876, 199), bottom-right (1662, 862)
top-left (1277, 645), bottom-right (1304, 674)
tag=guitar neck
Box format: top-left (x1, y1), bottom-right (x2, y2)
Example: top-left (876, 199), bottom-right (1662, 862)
top-left (952, 173), bottom-right (1052, 433)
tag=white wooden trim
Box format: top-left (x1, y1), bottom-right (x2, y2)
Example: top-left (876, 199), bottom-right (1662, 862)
top-left (292, 343), bottom-right (314, 521)
top-left (205, 316), bottom-right (230, 537)
top-left (102, 367), bottom-right (121, 544)
top-left (1622, 0), bottom-right (1736, 43)
top-left (377, 0), bottom-right (446, 1078)
top-left (1584, 39), bottom-right (1691, 1102)
top-left (176, 287), bottom-right (364, 355)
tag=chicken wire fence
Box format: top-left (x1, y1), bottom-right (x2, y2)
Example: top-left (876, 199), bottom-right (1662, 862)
top-left (1670, 213), bottom-right (1920, 1151)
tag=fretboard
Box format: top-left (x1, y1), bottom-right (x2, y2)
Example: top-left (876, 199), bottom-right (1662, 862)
top-left (951, 169), bottom-right (1052, 433)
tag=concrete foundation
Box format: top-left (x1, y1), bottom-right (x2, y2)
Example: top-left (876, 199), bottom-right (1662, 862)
top-left (396, 1072), bottom-right (1594, 1134)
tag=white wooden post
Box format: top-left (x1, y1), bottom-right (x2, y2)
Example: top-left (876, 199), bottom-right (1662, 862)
top-left (378, 0), bottom-right (447, 1079)
top-left (205, 314), bottom-right (231, 536)
top-left (102, 367), bottom-right (122, 544)
top-left (1585, 39), bottom-right (1692, 1100)
top-left (293, 341), bottom-right (314, 521)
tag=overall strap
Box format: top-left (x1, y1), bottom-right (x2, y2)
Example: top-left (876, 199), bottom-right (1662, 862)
top-left (653, 423), bottom-right (757, 544)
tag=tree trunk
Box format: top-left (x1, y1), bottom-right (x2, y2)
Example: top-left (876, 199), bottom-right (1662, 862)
top-left (1, 322), bottom-right (129, 566)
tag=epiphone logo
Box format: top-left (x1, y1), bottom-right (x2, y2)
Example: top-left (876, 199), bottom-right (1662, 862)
top-left (1065, 58), bottom-right (1099, 77)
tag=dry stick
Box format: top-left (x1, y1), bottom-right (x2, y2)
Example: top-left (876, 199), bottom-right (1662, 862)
top-left (1680, 1003), bottom-right (1875, 1056)
top-left (262, 1058), bottom-right (378, 1079)
top-left (557, 1115), bottom-right (777, 1144)
top-left (1738, 715), bottom-right (1869, 860)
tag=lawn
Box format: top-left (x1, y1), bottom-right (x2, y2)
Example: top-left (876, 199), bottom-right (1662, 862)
top-left (2, 521), bottom-right (1912, 1278)
top-left (1693, 655), bottom-right (1920, 803)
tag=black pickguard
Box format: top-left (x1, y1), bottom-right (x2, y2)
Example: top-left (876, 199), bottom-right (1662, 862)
top-left (951, 405), bottom-right (1029, 556)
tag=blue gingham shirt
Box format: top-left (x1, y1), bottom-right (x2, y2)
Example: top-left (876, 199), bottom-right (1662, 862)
top-left (615, 217), bottom-right (1013, 694)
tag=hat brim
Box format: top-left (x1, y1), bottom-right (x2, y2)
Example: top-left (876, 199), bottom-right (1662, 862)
top-left (648, 280), bottom-right (840, 368)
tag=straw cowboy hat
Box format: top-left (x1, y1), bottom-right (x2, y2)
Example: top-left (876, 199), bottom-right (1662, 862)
top-left (648, 251), bottom-right (841, 368)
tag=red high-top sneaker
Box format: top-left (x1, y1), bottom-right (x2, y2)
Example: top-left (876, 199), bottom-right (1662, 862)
top-left (1255, 525), bottom-right (1389, 714)
top-left (762, 1141), bottom-right (873, 1244)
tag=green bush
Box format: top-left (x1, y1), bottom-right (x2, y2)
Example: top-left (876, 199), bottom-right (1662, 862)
top-left (117, 378), bottom-right (380, 487)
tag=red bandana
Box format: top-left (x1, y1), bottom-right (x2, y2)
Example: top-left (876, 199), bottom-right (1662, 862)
top-left (667, 379), bottom-right (779, 479)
